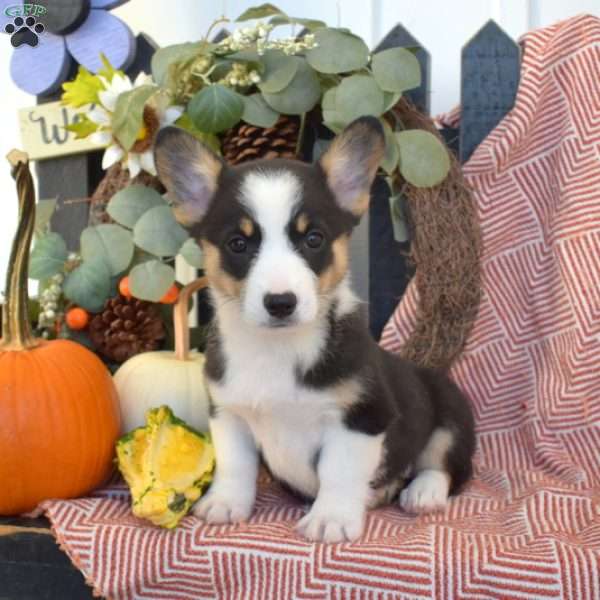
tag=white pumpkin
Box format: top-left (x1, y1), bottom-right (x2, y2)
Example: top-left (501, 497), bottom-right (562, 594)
top-left (114, 278), bottom-right (211, 434)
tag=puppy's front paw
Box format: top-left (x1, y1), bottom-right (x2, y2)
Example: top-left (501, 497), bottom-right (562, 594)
top-left (193, 489), bottom-right (254, 524)
top-left (399, 469), bottom-right (449, 514)
top-left (296, 505), bottom-right (364, 543)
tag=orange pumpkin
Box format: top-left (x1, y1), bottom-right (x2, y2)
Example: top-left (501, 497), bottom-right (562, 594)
top-left (0, 151), bottom-right (121, 515)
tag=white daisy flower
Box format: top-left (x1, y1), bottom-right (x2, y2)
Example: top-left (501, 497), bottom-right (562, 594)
top-left (88, 71), bottom-right (182, 176)
top-left (102, 143), bottom-right (124, 170)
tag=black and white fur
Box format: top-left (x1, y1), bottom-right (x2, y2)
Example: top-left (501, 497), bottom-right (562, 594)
top-left (155, 118), bottom-right (475, 543)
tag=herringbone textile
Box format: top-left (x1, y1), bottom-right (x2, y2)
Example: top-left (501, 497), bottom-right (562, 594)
top-left (42, 15), bottom-right (599, 600)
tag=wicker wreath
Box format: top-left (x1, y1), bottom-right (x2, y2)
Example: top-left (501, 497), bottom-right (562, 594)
top-left (391, 99), bottom-right (481, 369)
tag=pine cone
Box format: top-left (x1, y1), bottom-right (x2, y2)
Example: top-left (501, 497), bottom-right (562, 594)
top-left (221, 115), bottom-right (300, 165)
top-left (89, 295), bottom-right (165, 363)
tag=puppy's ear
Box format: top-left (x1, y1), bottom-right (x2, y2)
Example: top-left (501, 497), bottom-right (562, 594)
top-left (319, 116), bottom-right (384, 217)
top-left (154, 126), bottom-right (224, 226)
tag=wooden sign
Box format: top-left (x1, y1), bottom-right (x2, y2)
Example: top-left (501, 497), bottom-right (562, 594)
top-left (18, 100), bottom-right (106, 160)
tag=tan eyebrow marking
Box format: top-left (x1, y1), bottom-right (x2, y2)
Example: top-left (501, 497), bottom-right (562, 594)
top-left (239, 217), bottom-right (254, 237)
top-left (295, 212), bottom-right (309, 234)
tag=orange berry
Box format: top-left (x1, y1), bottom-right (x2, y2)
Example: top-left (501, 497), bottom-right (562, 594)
top-left (160, 284), bottom-right (179, 304)
top-left (65, 307), bottom-right (89, 330)
top-left (119, 276), bottom-right (132, 298)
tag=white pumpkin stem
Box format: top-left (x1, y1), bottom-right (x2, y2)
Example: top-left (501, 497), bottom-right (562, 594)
top-left (174, 277), bottom-right (209, 361)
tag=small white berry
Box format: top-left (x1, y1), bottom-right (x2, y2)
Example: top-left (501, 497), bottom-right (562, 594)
top-left (45, 309), bottom-right (56, 319)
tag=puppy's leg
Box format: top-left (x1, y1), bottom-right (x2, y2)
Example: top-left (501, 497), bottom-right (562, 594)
top-left (296, 428), bottom-right (383, 543)
top-left (400, 428), bottom-right (455, 514)
top-left (193, 410), bottom-right (258, 524)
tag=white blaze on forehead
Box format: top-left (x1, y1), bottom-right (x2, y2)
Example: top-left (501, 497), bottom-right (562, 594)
top-left (238, 169), bottom-right (319, 326)
top-left (239, 170), bottom-right (301, 236)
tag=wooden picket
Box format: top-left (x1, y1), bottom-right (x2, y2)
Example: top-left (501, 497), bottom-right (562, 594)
top-left (460, 20), bottom-right (521, 163)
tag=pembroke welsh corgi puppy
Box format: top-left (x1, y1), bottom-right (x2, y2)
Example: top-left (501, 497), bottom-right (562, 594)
top-left (154, 117), bottom-right (475, 543)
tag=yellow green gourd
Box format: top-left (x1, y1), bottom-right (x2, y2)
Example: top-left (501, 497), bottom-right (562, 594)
top-left (116, 405), bottom-right (214, 528)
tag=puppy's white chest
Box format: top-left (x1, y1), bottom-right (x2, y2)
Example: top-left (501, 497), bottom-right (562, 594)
top-left (244, 401), bottom-right (334, 498)
top-left (211, 351), bottom-right (339, 498)
top-left (209, 318), bottom-right (342, 497)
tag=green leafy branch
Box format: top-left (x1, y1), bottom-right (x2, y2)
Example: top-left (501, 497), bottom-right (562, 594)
top-left (28, 187), bottom-right (204, 312)
top-left (149, 4), bottom-right (450, 192)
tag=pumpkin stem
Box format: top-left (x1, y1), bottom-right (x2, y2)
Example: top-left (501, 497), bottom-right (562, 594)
top-left (1, 151), bottom-right (39, 351)
top-left (174, 277), bottom-right (208, 361)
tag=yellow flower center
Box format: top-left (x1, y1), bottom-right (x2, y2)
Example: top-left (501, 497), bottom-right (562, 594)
top-left (136, 125), bottom-right (149, 141)
top-left (131, 106), bottom-right (160, 154)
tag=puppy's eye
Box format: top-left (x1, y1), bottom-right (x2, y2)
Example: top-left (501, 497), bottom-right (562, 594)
top-left (305, 230), bottom-right (324, 249)
top-left (228, 236), bottom-right (247, 253)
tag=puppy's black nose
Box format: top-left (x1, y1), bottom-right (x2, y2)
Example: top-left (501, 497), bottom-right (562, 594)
top-left (263, 292), bottom-right (297, 318)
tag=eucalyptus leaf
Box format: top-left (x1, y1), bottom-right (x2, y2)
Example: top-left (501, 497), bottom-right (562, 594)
top-left (63, 258), bottom-right (112, 312)
top-left (129, 247), bottom-right (156, 268)
top-left (151, 42), bottom-right (202, 86)
top-left (322, 86), bottom-right (347, 132)
top-left (242, 94), bottom-right (279, 128)
top-left (381, 120), bottom-right (399, 174)
top-left (228, 50), bottom-right (261, 62)
top-left (34, 198), bottom-right (57, 237)
top-left (179, 238), bottom-right (204, 268)
top-left (236, 3), bottom-right (283, 21)
top-left (175, 114), bottom-right (222, 153)
top-left (134, 205), bottom-right (189, 257)
top-left (383, 91), bottom-right (402, 113)
top-left (262, 59), bottom-right (320, 115)
top-left (335, 75), bottom-right (385, 123)
top-left (129, 260), bottom-right (175, 302)
top-left (389, 194), bottom-right (409, 243)
top-left (372, 47), bottom-right (421, 93)
top-left (306, 28), bottom-right (369, 74)
top-left (269, 15), bottom-right (326, 30)
top-left (258, 50), bottom-right (298, 94)
top-left (113, 85), bottom-right (158, 150)
top-left (107, 185), bottom-right (167, 229)
top-left (323, 119), bottom-right (345, 134)
top-left (294, 17), bottom-right (326, 29)
top-left (80, 224), bottom-right (134, 276)
top-left (210, 58), bottom-right (233, 81)
top-left (396, 130), bottom-right (451, 187)
top-left (29, 232), bottom-right (68, 280)
top-left (188, 84), bottom-right (244, 133)
top-left (322, 86), bottom-right (337, 112)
